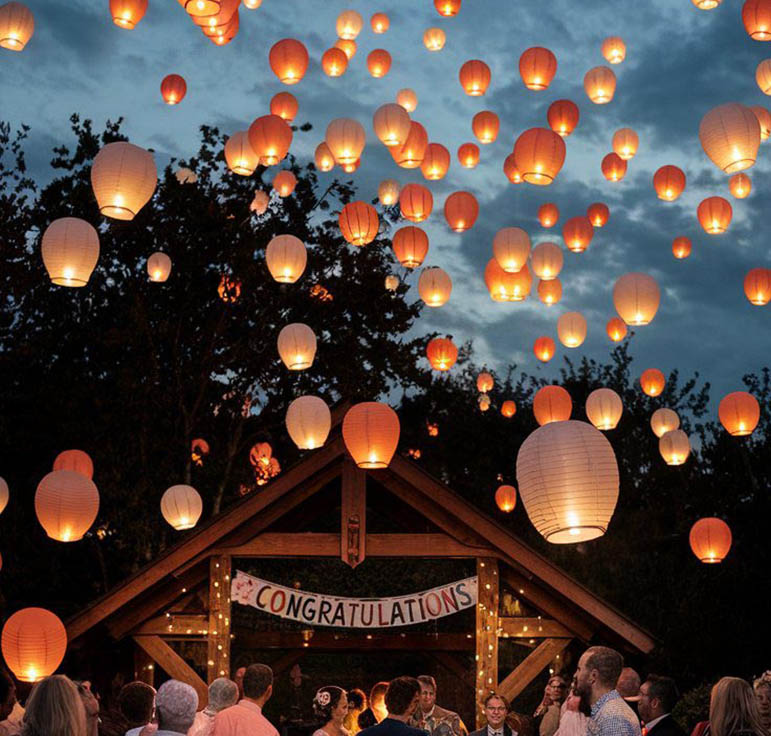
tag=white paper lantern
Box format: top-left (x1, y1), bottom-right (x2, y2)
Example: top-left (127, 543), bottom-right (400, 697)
top-left (41, 218), bottom-right (100, 287)
top-left (161, 485), bottom-right (202, 530)
top-left (285, 396), bottom-right (331, 449)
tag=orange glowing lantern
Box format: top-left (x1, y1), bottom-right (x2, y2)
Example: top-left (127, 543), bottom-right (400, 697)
top-left (513, 128), bottom-right (566, 185)
top-left (418, 267), bottom-right (452, 307)
top-left (584, 66), bottom-right (617, 104)
top-left (396, 88), bottom-right (418, 112)
top-left (587, 202), bottom-right (609, 228)
top-left (718, 391), bottom-right (760, 436)
top-left (533, 385), bottom-right (572, 425)
top-left (500, 402), bottom-right (516, 419)
top-left (534, 336), bottom-right (556, 362)
top-left (743, 0), bottom-right (771, 40)
top-left (340, 201), bottom-right (379, 246)
top-left (180, 0), bottom-right (219, 16)
top-left (640, 368), bottom-right (666, 397)
top-left (697, 196), bottom-right (732, 234)
top-left (613, 272), bottom-right (661, 326)
top-left (334, 38), bottom-right (357, 60)
top-left (160, 74), bottom-right (186, 105)
top-left (751, 105), bottom-right (771, 139)
top-left (606, 317), bottom-right (627, 342)
top-left (392, 226), bottom-right (428, 268)
top-left (651, 408), bottom-right (680, 438)
top-left (472, 111), bottom-right (500, 144)
top-left (601, 152), bottom-right (627, 182)
top-left (326, 118), bottom-right (366, 165)
top-left (659, 429), bottom-right (690, 465)
top-left (562, 216), bottom-right (594, 253)
top-left (41, 218), bottom-right (100, 288)
top-left (91, 142), bottom-right (157, 221)
top-left (147, 252), bottom-right (172, 282)
top-left (689, 518), bottom-right (732, 563)
top-left (371, 12), bottom-right (389, 33)
top-left (270, 92), bottom-right (298, 123)
top-left (321, 47), bottom-right (348, 77)
top-left (693, 0), bottom-right (722, 7)
top-left (653, 165), bottom-right (686, 201)
top-left (672, 236), bottom-right (692, 259)
top-left (109, 0), bottom-right (146, 30)
top-left (538, 203), bottom-right (559, 228)
top-left (314, 142), bottom-right (335, 172)
top-left (744, 267), bottom-right (771, 305)
top-left (161, 485), bottom-right (202, 530)
top-left (423, 27), bottom-right (446, 51)
top-left (557, 312), bottom-right (587, 348)
top-left (483, 259), bottom-right (532, 302)
top-left (218, 275), bottom-right (240, 302)
top-left (537, 277), bottom-right (562, 306)
top-left (378, 179), bottom-right (400, 206)
top-left (426, 337), bottom-right (458, 371)
top-left (547, 99), bottom-right (580, 138)
top-left (367, 49), bottom-right (392, 78)
top-left (393, 121), bottom-right (429, 168)
top-left (1, 608), bottom-right (67, 683)
top-left (729, 172), bottom-right (752, 198)
top-left (373, 103), bottom-right (411, 148)
top-left (225, 131), bottom-right (259, 175)
top-left (477, 372), bottom-right (494, 393)
top-left (286, 396), bottom-right (331, 450)
top-left (459, 59), bottom-right (491, 96)
top-left (191, 438), bottom-right (209, 467)
top-left (434, 0), bottom-right (461, 16)
top-left (444, 191), bottom-right (479, 232)
top-left (53, 450), bottom-right (94, 479)
top-left (519, 47), bottom-right (557, 91)
top-left (503, 154), bottom-right (523, 183)
top-left (757, 59), bottom-right (771, 93)
top-left (400, 183), bottom-right (434, 223)
top-left (495, 485), bottom-right (517, 512)
top-left (269, 38), bottom-right (309, 85)
top-left (493, 227), bottom-right (531, 273)
top-left (343, 402), bottom-right (400, 469)
top-left (612, 128), bottom-right (639, 160)
top-left (248, 114), bottom-right (293, 166)
top-left (458, 142), bottom-right (480, 168)
top-left (265, 234), bottom-right (306, 284)
top-left (336, 9), bottom-right (363, 39)
top-left (531, 241), bottom-right (563, 280)
top-left (35, 470), bottom-right (99, 542)
top-left (272, 169), bottom-right (297, 197)
top-left (699, 103), bottom-right (760, 173)
top-left (585, 388), bottom-right (623, 430)
top-left (601, 36), bottom-right (626, 64)
top-left (421, 143), bottom-right (451, 180)
top-left (277, 323), bottom-right (317, 370)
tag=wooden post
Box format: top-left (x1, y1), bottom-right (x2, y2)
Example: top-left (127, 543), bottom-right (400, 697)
top-left (341, 460), bottom-right (367, 568)
top-left (207, 555), bottom-right (231, 682)
top-left (475, 558), bottom-right (499, 728)
top-left (497, 638), bottom-right (572, 703)
top-left (133, 635), bottom-right (209, 706)
top-left (134, 642), bottom-right (155, 686)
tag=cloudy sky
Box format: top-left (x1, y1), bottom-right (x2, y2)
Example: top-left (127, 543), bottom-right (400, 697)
top-left (3, 0), bottom-right (770, 402)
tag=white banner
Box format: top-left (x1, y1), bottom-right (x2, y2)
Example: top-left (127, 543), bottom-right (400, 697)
top-left (231, 571), bottom-right (478, 629)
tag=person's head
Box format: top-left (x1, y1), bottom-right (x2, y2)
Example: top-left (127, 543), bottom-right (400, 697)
top-left (347, 689), bottom-right (367, 715)
top-left (370, 682), bottom-right (389, 720)
top-left (710, 677), bottom-right (766, 736)
top-left (234, 667), bottom-right (246, 699)
top-left (753, 674), bottom-right (771, 721)
top-left (243, 664), bottom-right (273, 703)
top-left (314, 686), bottom-right (348, 725)
top-left (638, 675), bottom-right (679, 724)
top-left (73, 681), bottom-right (100, 722)
top-left (575, 647), bottom-right (624, 705)
top-left (483, 694), bottom-right (509, 729)
top-left (22, 674), bottom-right (87, 736)
top-left (155, 680), bottom-right (198, 734)
top-left (546, 675), bottom-right (569, 705)
top-left (118, 681), bottom-right (156, 728)
top-left (617, 669), bottom-right (642, 701)
top-left (0, 669), bottom-right (16, 721)
top-left (417, 676), bottom-right (437, 713)
top-left (384, 677), bottom-right (421, 718)
top-left (208, 678), bottom-right (239, 713)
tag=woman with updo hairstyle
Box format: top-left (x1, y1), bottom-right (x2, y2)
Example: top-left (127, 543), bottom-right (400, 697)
top-left (345, 689), bottom-right (368, 735)
top-left (313, 686), bottom-right (350, 736)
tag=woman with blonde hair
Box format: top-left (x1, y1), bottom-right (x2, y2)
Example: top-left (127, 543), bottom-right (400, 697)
top-left (709, 677), bottom-right (768, 736)
top-left (21, 674), bottom-right (87, 736)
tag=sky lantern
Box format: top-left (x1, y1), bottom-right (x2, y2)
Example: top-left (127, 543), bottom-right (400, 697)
top-left (584, 66), bottom-right (617, 104)
top-left (393, 121), bottom-right (428, 168)
top-left (504, 264), bottom-right (534, 301)
top-left (217, 275), bottom-right (241, 303)
top-left (484, 259), bottom-right (523, 301)
top-left (326, 118), bottom-right (365, 165)
top-left (444, 191), bottom-right (479, 232)
top-left (321, 47), bottom-right (348, 77)
top-left (367, 49), bottom-right (392, 78)
top-left (53, 450), bottom-right (93, 479)
top-left (613, 272), bottom-right (661, 326)
top-left (269, 38), bottom-right (308, 84)
top-left (242, 0), bottom-right (262, 8)
top-left (587, 202), bottom-right (609, 228)
top-left (248, 114), bottom-right (293, 166)
top-left (277, 323), bottom-right (317, 370)
top-left (493, 227), bottom-right (530, 273)
top-left (751, 105), bottom-right (771, 139)
top-left (342, 157), bottom-right (362, 173)
top-left (336, 9), bottom-right (363, 39)
top-left (718, 391), bottom-right (760, 436)
top-left (516, 420), bottom-right (619, 543)
top-left (339, 201), bottom-right (379, 246)
top-left (472, 111), bottom-right (500, 144)
top-left (91, 142), bottom-right (156, 221)
top-left (147, 252), bottom-right (172, 282)
top-left (371, 12), bottom-right (389, 33)
top-left (586, 388), bottom-right (623, 430)
top-left (161, 485), bottom-right (202, 530)
top-left (392, 226), bottom-right (428, 268)
top-left (547, 99), bottom-right (580, 137)
top-left (503, 154), bottom-right (523, 184)
top-left (190, 438), bottom-right (209, 467)
top-left (606, 317), bottom-right (627, 342)
top-left (272, 169), bottom-right (296, 197)
top-left (1, 608), bottom-right (67, 683)
top-left (659, 429), bottom-right (690, 465)
top-left (479, 395), bottom-right (491, 411)
top-left (477, 372), bottom-right (494, 393)
top-left (601, 36), bottom-right (626, 64)
top-left (601, 153), bottom-right (627, 182)
top-left (729, 173), bottom-right (752, 199)
top-left (519, 47), bottom-right (558, 90)
top-left (434, 0), bottom-right (461, 16)
top-left (495, 485), bottom-right (517, 512)
top-left (533, 385), bottom-right (572, 425)
top-left (531, 241), bottom-right (563, 280)
top-left (343, 402), bottom-right (400, 469)
top-left (653, 165), bottom-right (686, 201)
top-left (421, 143), bottom-right (451, 180)
top-left (501, 401), bottom-right (516, 418)
top-left (459, 60), bottom-right (491, 96)
top-left (314, 142), bottom-right (335, 172)
top-left (690, 518), bottom-right (732, 564)
top-left (286, 396), bottom-right (331, 450)
top-left (400, 183), bottom-right (433, 223)
top-left (562, 216), bottom-right (594, 253)
top-left (270, 92), bottom-right (298, 123)
top-left (693, 0), bottom-right (722, 7)
top-left (537, 277), bottom-right (562, 306)
top-left (378, 179), bottom-right (400, 205)
top-left (160, 74), bottom-right (186, 105)
top-left (756, 59), bottom-right (771, 93)
top-left (265, 234), bottom-right (306, 284)
top-left (672, 236), bottom-right (692, 259)
top-left (699, 103), bottom-right (760, 173)
top-left (250, 190), bottom-right (269, 214)
top-left (612, 128), bottom-right (639, 160)
top-left (423, 27), bottom-right (446, 51)
top-left (205, 13), bottom-right (239, 45)
top-left (41, 218), bottom-right (99, 288)
top-left (108, 0), bottom-right (146, 30)
top-left (396, 88), bottom-right (418, 112)
top-left (334, 38), bottom-right (356, 60)
top-left (458, 142), bottom-right (480, 168)
top-left (426, 337), bottom-right (458, 371)
top-left (513, 128), bottom-right (566, 185)
top-left (650, 408), bottom-right (680, 438)
top-left (418, 267), bottom-right (452, 307)
top-left (744, 267), bottom-right (771, 305)
top-left (640, 368), bottom-right (666, 397)
top-left (557, 312), bottom-right (587, 348)
top-left (697, 196), bottom-right (732, 234)
top-left (743, 0), bottom-right (771, 40)
top-left (538, 203), bottom-right (559, 228)
top-left (385, 274), bottom-right (400, 292)
top-left (35, 470), bottom-right (99, 542)
top-left (224, 131), bottom-right (259, 175)
top-left (534, 336), bottom-right (556, 362)
top-left (373, 103), bottom-right (411, 148)
top-left (180, 0), bottom-right (219, 16)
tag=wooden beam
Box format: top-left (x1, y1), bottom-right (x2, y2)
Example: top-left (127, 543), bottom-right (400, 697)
top-left (134, 642), bottom-right (155, 686)
top-left (498, 617), bottom-right (573, 639)
top-left (135, 614), bottom-right (208, 636)
top-left (430, 651), bottom-right (473, 687)
top-left (497, 638), bottom-right (572, 704)
top-left (475, 558), bottom-right (499, 729)
top-left (341, 460), bottom-right (367, 568)
top-left (269, 651), bottom-right (305, 677)
top-left (232, 630), bottom-right (474, 651)
top-left (133, 635), bottom-right (209, 706)
top-left (207, 555), bottom-right (231, 682)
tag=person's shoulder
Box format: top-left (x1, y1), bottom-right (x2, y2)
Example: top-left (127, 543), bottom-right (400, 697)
top-left (468, 728), bottom-right (486, 736)
top-left (434, 706), bottom-right (459, 719)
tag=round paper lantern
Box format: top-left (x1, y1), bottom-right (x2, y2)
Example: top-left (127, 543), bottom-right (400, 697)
top-left (418, 267), bottom-right (452, 307)
top-left (343, 402), bottom-right (400, 469)
top-left (1, 608), bottom-right (67, 683)
top-left (392, 226), bottom-right (428, 268)
top-left (513, 128), bottom-right (566, 185)
top-left (538, 203), bottom-right (559, 228)
top-left (651, 408), bottom-right (680, 438)
top-left (744, 267), bottom-right (771, 305)
top-left (689, 518), bottom-right (732, 563)
top-left (367, 49), bottom-right (391, 78)
top-left (751, 105), bottom-right (771, 139)
top-left (0, 477), bottom-right (8, 515)
top-left (697, 196), bottom-right (732, 234)
top-left (533, 386), bottom-right (572, 425)
top-left (729, 172), bottom-right (751, 198)
top-left (519, 47), bottom-right (557, 91)
top-left (606, 317), bottom-right (627, 342)
top-left (472, 111), bottom-right (500, 144)
top-left (477, 372), bottom-right (494, 393)
top-left (584, 66), bottom-right (616, 104)
top-left (161, 485), bottom-right (202, 530)
top-left (537, 277), bottom-right (562, 306)
top-left (396, 88), bottom-right (418, 112)
top-left (586, 388), bottom-right (623, 430)
top-left (495, 485), bottom-right (517, 512)
top-left (336, 9), bottom-right (363, 39)
top-left (400, 183), bottom-right (433, 223)
top-left (434, 0), bottom-right (460, 15)
top-left (250, 190), bottom-right (269, 214)
top-left (421, 143), bottom-right (451, 180)
top-left (587, 202), bottom-right (609, 228)
top-left (612, 128), bottom-right (639, 160)
top-left (652, 165), bottom-right (686, 202)
top-left (483, 259), bottom-right (530, 301)
top-left (640, 368), bottom-right (666, 397)
top-left (503, 154), bottom-right (523, 184)
top-left (531, 241), bottom-right (563, 280)
top-left (272, 169), bottom-right (297, 197)
top-left (265, 234), bottom-right (306, 284)
top-left (743, 0), bottom-right (771, 40)
top-left (377, 179), bottom-right (400, 206)
top-left (493, 227), bottom-right (530, 273)
top-left (218, 275), bottom-right (241, 303)
top-left (248, 114), bottom-right (293, 166)
top-left (160, 74), bottom-right (186, 105)
top-left (601, 36), bottom-right (626, 64)
top-left (757, 60), bottom-right (771, 95)
top-left (699, 103), bottom-right (760, 173)
top-left (175, 167), bottom-right (197, 185)
top-left (243, 0), bottom-right (262, 10)
top-left (613, 273), bottom-right (660, 326)
top-left (693, 0), bottom-right (721, 7)
top-left (277, 323), bottom-right (317, 370)
top-left (35, 470), bottom-right (99, 542)
top-left (147, 252), bottom-right (172, 283)
top-left (534, 336), bottom-right (555, 362)
top-left (269, 38), bottom-right (309, 84)
top-left (108, 0), bottom-right (147, 29)
top-left (392, 121), bottom-right (428, 168)
top-left (371, 12), bottom-right (389, 33)
top-left (672, 236), bottom-right (692, 259)
top-left (557, 312), bottom-right (587, 348)
top-left (52, 450), bottom-right (93, 479)
top-left (339, 201), bottom-right (379, 246)
top-left (458, 142), bottom-right (480, 168)
top-left (547, 99), bottom-right (579, 138)
top-left (285, 396), bottom-right (331, 450)
top-left (314, 142), bottom-right (335, 172)
top-left (91, 142), bottom-right (156, 221)
top-left (601, 153), bottom-right (627, 182)
top-left (562, 216), bottom-right (594, 254)
top-left (224, 131), bottom-right (259, 175)
top-left (321, 47), bottom-right (348, 77)
top-left (423, 27), bottom-right (446, 51)
top-left (718, 391), bottom-right (760, 436)
top-left (373, 104), bottom-right (410, 148)
top-left (479, 396), bottom-right (491, 413)
top-left (659, 429), bottom-right (690, 465)
top-left (444, 191), bottom-right (479, 232)
top-left (459, 60), bottom-right (491, 96)
top-left (204, 11), bottom-right (238, 45)
top-left (516, 420), bottom-right (619, 543)
top-left (181, 0), bottom-right (220, 15)
top-left (270, 92), bottom-right (298, 123)
top-left (385, 274), bottom-right (400, 292)
top-left (334, 38), bottom-right (357, 60)
top-left (41, 218), bottom-right (99, 287)
top-left (427, 337), bottom-right (458, 371)
top-left (326, 118), bottom-right (365, 166)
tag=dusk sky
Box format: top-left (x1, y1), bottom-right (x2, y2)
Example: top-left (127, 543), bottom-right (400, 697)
top-left (3, 0), bottom-right (770, 403)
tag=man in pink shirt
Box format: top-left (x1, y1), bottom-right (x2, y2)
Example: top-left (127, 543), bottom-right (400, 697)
top-left (213, 664), bottom-right (279, 736)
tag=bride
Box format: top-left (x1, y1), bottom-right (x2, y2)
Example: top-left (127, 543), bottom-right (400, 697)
top-left (313, 686), bottom-right (351, 736)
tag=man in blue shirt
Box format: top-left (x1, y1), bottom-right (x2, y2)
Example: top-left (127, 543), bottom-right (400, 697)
top-left (359, 677), bottom-right (428, 736)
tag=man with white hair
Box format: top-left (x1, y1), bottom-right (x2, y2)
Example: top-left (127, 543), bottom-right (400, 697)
top-left (190, 678), bottom-right (239, 736)
top-left (155, 680), bottom-right (199, 736)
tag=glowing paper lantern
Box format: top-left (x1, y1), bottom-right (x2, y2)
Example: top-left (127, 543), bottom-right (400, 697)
top-left (385, 274), bottom-right (399, 292)
top-left (334, 38), bottom-right (357, 60)
top-left (218, 275), bottom-right (241, 303)
top-left (744, 267), bottom-right (771, 305)
top-left (472, 111), bottom-right (500, 144)
top-left (479, 396), bottom-right (490, 412)
top-left (729, 173), bottom-right (752, 198)
top-left (340, 202), bottom-right (379, 246)
top-left (562, 216), bottom-right (594, 253)
top-left (613, 273), bottom-right (660, 326)
top-left (266, 234), bottom-right (306, 284)
top-left (1, 608), bottom-right (67, 683)
top-left (243, 0), bottom-right (262, 9)
top-left (286, 396), bottom-right (331, 450)
top-left (109, 0), bottom-right (146, 29)
top-left (314, 142), bottom-right (335, 172)
top-left (697, 196), bottom-right (732, 234)
top-left (91, 142), bottom-right (156, 221)
top-left (477, 372), bottom-right (494, 393)
top-left (693, 0), bottom-right (721, 7)
top-left (743, 0), bottom-right (771, 40)
top-left (373, 104), bottom-right (410, 148)
top-left (378, 179), bottom-right (400, 206)
top-left (0, 477), bottom-right (8, 515)
top-left (537, 277), bottom-right (562, 306)
top-left (336, 9), bottom-right (363, 39)
top-left (651, 408), bottom-right (680, 438)
top-left (272, 169), bottom-right (297, 197)
top-left (484, 259), bottom-right (531, 301)
top-left (277, 323), bottom-right (317, 370)
top-left (342, 402), bottom-right (400, 469)
top-left (392, 226), bottom-right (428, 268)
top-left (699, 103), bottom-right (760, 173)
top-left (392, 121), bottom-right (428, 168)
top-left (659, 429), bottom-right (690, 465)
top-left (519, 47), bottom-right (557, 90)
top-left (557, 312), bottom-right (587, 348)
top-left (495, 485), bottom-right (517, 512)
top-left (41, 218), bottom-right (100, 287)
top-left (586, 388), bottom-right (623, 430)
top-left (652, 164), bottom-right (686, 201)
top-left (269, 38), bottom-right (309, 84)
top-left (250, 190), bottom-right (269, 214)
top-left (180, 0), bottom-right (219, 16)
top-left (456, 143), bottom-right (479, 170)
top-left (52, 450), bottom-right (93, 479)
top-left (175, 167), bottom-right (197, 185)
top-left (538, 203), bottom-right (559, 228)
top-left (321, 47), bottom-right (348, 77)
top-left (326, 118), bottom-right (365, 165)
top-left (547, 99), bottom-right (580, 138)
top-left (418, 267), bottom-right (452, 307)
top-left (531, 241), bottom-right (563, 280)
top-left (434, 0), bottom-right (460, 16)
top-left (161, 485), bottom-right (202, 530)
top-left (612, 128), bottom-right (639, 160)
top-left (718, 391), bottom-right (760, 435)
top-left (248, 114), bottom-right (293, 166)
top-left (503, 154), bottom-right (523, 184)
top-left (587, 202), bottom-right (609, 228)
top-left (160, 74), bottom-right (186, 105)
top-left (513, 128), bottom-right (566, 185)
top-left (367, 49), bottom-right (391, 78)
top-left (270, 92), bottom-right (298, 123)
top-left (396, 88), bottom-right (418, 112)
top-left (371, 12), bottom-right (389, 33)
top-left (400, 183), bottom-right (433, 223)
top-left (751, 105), bottom-right (771, 139)
top-left (426, 337), bottom-right (458, 371)
top-left (147, 252), bottom-right (172, 282)
top-left (423, 27), bottom-right (446, 51)
top-left (444, 191), bottom-right (479, 232)
top-left (689, 518), bottom-right (732, 563)
top-left (420, 143), bottom-right (451, 181)
top-left (534, 336), bottom-right (555, 362)
top-left (224, 131), bottom-right (259, 176)
top-left (493, 227), bottom-right (530, 273)
top-left (533, 386), bottom-right (572, 425)
top-left (35, 470), bottom-right (99, 542)
top-left (601, 36), bottom-right (626, 64)
top-left (757, 60), bottom-right (771, 94)
top-left (601, 153), bottom-right (627, 182)
top-left (516, 420), bottom-right (619, 543)
top-left (584, 66), bottom-right (616, 104)
top-left (459, 60), bottom-right (491, 96)
top-left (640, 368), bottom-right (666, 397)
top-left (606, 317), bottom-right (627, 342)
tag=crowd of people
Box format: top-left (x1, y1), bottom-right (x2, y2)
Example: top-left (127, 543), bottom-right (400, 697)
top-left (0, 646), bottom-right (769, 736)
